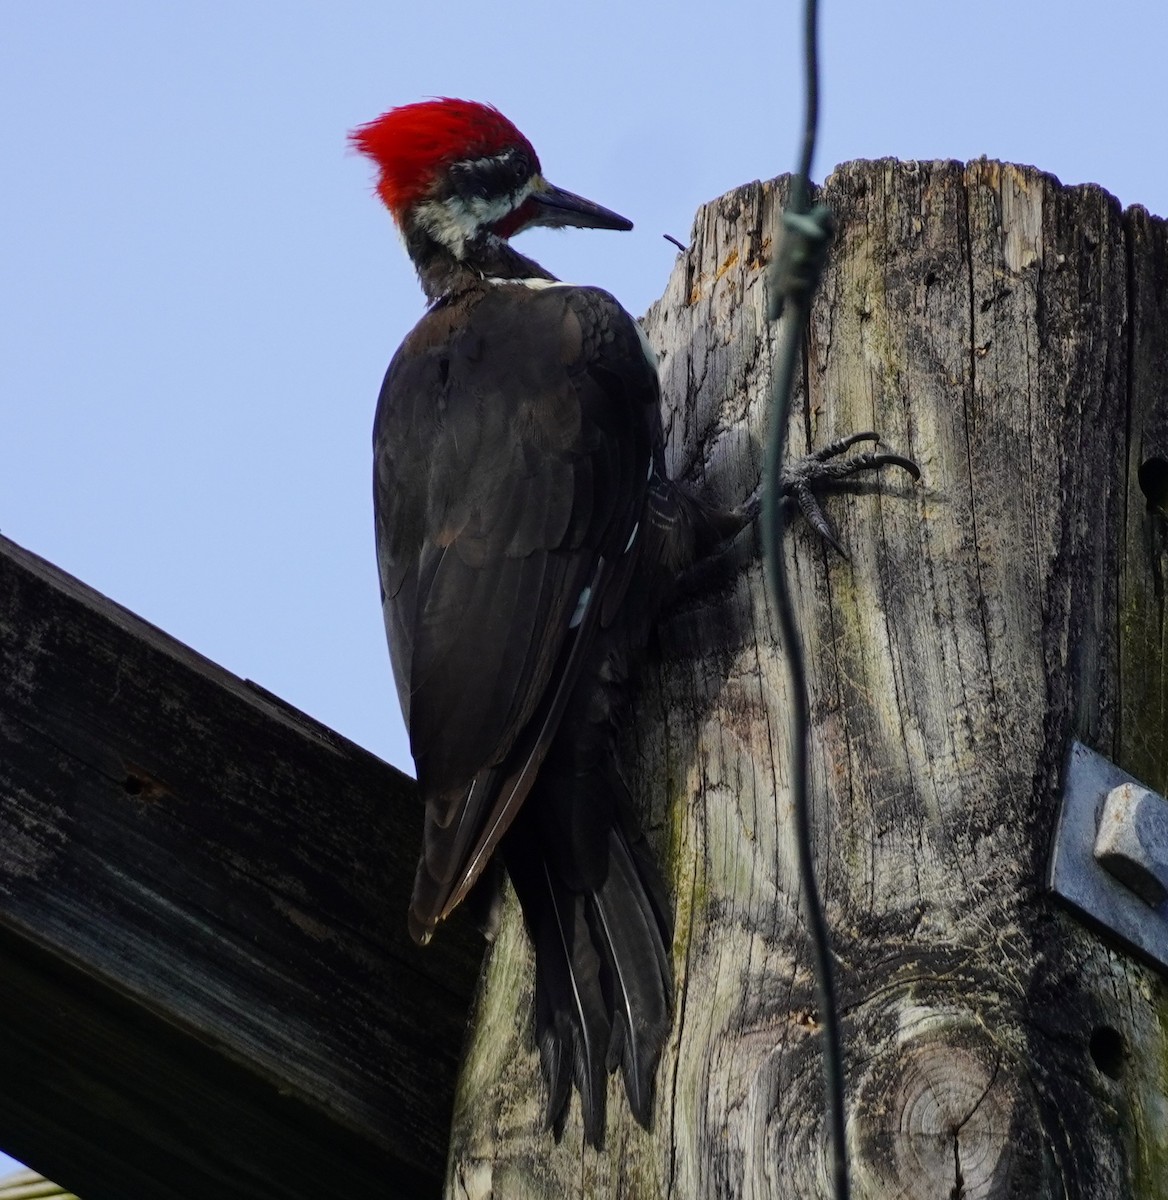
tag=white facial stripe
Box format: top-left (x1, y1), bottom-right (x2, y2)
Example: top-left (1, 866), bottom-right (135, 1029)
top-left (460, 151), bottom-right (523, 176)
top-left (414, 178), bottom-right (535, 258)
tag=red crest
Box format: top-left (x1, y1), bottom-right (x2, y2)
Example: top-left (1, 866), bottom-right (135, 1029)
top-left (350, 98), bottom-right (539, 219)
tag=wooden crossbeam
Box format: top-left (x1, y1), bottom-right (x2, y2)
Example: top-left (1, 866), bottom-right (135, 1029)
top-left (0, 535), bottom-right (482, 1200)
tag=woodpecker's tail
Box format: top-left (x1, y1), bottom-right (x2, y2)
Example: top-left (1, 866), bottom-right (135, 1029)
top-left (503, 765), bottom-right (673, 1147)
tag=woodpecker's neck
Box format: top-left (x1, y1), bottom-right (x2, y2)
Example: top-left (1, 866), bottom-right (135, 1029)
top-left (404, 225), bottom-right (556, 303)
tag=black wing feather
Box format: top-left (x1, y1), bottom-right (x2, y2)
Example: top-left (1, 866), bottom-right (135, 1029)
top-left (374, 281), bottom-right (658, 934)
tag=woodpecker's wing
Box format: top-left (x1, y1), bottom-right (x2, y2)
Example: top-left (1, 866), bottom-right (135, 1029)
top-left (374, 281), bottom-right (660, 937)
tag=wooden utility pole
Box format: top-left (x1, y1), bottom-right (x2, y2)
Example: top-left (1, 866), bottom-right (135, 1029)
top-left (446, 160), bottom-right (1168, 1198)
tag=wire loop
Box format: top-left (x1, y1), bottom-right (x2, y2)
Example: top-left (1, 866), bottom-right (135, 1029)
top-left (769, 205), bottom-right (837, 319)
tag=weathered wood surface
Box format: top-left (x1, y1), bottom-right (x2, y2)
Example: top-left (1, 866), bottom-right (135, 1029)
top-left (444, 160), bottom-right (1168, 1197)
top-left (0, 535), bottom-right (483, 1199)
top-left (0, 1167), bottom-right (77, 1199)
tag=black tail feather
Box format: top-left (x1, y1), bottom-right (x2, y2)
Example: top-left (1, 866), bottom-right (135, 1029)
top-left (535, 863), bottom-right (609, 1145)
top-left (505, 784), bottom-right (673, 1147)
top-left (591, 828), bottom-right (672, 1125)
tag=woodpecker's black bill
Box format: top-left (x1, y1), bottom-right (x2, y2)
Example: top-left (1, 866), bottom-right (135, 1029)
top-left (528, 182), bottom-right (633, 232)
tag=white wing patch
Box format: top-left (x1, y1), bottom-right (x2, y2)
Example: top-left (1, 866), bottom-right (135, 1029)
top-left (483, 276), bottom-right (571, 290)
top-left (569, 585), bottom-right (592, 630)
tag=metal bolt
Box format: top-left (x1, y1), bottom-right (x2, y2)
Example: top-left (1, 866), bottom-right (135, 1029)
top-left (1094, 782), bottom-right (1168, 907)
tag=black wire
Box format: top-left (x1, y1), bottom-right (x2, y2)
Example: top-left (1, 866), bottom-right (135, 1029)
top-left (791, 0), bottom-right (819, 214)
top-left (761, 0), bottom-right (850, 1197)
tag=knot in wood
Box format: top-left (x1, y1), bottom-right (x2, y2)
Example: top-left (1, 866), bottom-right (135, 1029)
top-left (853, 1020), bottom-right (1041, 1200)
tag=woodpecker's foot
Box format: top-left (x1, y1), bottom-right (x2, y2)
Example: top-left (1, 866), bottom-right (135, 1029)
top-left (671, 496), bottom-right (761, 600)
top-left (781, 430), bottom-right (920, 557)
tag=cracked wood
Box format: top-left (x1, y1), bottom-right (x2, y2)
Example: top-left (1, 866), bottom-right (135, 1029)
top-left (444, 160), bottom-right (1168, 1198)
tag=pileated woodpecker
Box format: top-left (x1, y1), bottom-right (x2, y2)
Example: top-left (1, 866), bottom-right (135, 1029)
top-left (352, 98), bottom-right (916, 1147)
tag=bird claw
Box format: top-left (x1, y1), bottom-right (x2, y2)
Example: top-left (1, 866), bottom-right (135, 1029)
top-left (735, 491), bottom-right (763, 526)
top-left (779, 430), bottom-right (920, 558)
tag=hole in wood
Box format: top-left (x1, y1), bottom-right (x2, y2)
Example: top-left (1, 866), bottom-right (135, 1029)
top-left (1138, 456), bottom-right (1168, 516)
top-left (1089, 1025), bottom-right (1125, 1079)
top-left (119, 762), bottom-right (169, 802)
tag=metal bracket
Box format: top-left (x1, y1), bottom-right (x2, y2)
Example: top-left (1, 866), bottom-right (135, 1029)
top-left (1048, 741), bottom-right (1168, 976)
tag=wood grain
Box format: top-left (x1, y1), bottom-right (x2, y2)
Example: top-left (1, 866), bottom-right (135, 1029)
top-left (0, 535), bottom-right (483, 1199)
top-left (446, 161), bottom-right (1168, 1198)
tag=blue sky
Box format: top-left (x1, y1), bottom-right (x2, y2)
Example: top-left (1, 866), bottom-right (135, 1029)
top-left (1, 0), bottom-right (1165, 1180)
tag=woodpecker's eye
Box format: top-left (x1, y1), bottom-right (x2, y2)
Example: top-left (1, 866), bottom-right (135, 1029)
top-left (449, 146), bottom-right (533, 204)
